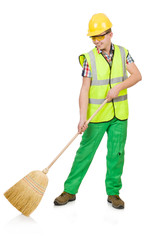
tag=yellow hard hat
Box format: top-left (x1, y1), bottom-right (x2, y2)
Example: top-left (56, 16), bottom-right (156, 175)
top-left (87, 13), bottom-right (112, 37)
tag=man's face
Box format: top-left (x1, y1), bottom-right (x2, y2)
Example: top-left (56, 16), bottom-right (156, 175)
top-left (91, 30), bottom-right (113, 50)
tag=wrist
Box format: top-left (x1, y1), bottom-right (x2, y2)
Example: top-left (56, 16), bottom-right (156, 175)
top-left (80, 116), bottom-right (86, 121)
top-left (117, 83), bottom-right (123, 92)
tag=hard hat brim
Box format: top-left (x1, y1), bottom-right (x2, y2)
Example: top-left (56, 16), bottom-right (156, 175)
top-left (87, 25), bottom-right (112, 37)
top-left (87, 29), bottom-right (107, 37)
top-left (87, 27), bottom-right (112, 37)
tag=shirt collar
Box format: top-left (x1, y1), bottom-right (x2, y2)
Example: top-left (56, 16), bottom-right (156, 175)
top-left (96, 43), bottom-right (114, 54)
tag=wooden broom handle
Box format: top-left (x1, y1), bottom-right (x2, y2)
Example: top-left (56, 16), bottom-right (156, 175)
top-left (42, 99), bottom-right (108, 174)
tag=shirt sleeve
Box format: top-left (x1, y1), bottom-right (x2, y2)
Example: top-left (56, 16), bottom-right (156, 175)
top-left (126, 51), bottom-right (134, 64)
top-left (82, 58), bottom-right (92, 78)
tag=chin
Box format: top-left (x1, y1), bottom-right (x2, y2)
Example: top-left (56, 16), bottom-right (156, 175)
top-left (97, 44), bottom-right (104, 50)
top-left (98, 46), bottom-right (104, 51)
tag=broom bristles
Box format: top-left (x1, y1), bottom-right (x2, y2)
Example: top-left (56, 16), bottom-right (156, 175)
top-left (4, 170), bottom-right (48, 216)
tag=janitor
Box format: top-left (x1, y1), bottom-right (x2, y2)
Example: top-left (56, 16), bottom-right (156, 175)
top-left (54, 13), bottom-right (142, 209)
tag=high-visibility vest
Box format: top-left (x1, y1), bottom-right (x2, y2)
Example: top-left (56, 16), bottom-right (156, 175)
top-left (79, 44), bottom-right (129, 122)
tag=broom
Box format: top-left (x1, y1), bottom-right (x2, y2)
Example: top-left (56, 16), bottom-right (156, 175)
top-left (4, 99), bottom-right (108, 216)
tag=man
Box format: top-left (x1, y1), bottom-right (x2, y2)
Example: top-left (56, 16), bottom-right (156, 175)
top-left (54, 13), bottom-right (142, 209)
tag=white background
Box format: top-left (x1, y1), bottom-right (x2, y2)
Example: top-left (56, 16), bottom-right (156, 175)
top-left (0, 0), bottom-right (159, 239)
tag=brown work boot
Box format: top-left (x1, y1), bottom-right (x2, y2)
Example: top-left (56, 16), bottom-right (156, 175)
top-left (54, 191), bottom-right (76, 206)
top-left (107, 195), bottom-right (124, 209)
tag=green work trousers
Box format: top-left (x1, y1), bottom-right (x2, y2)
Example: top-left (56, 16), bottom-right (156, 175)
top-left (64, 117), bottom-right (127, 195)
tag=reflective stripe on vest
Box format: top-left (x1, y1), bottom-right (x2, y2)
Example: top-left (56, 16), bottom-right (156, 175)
top-left (89, 95), bottom-right (127, 104)
top-left (118, 46), bottom-right (127, 81)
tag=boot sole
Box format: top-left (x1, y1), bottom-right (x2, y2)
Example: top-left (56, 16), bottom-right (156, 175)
top-left (107, 199), bottom-right (124, 209)
top-left (54, 197), bottom-right (76, 206)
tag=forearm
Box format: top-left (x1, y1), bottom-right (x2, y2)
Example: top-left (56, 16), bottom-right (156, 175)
top-left (106, 66), bottom-right (142, 102)
top-left (118, 72), bottom-right (142, 92)
top-left (79, 87), bottom-right (89, 120)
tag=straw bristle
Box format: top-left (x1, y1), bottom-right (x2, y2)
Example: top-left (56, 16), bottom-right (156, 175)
top-left (4, 170), bottom-right (48, 216)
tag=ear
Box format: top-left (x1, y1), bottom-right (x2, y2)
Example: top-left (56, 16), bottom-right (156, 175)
top-left (110, 32), bottom-right (113, 38)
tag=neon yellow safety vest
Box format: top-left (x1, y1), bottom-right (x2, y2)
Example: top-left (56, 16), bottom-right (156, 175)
top-left (79, 44), bottom-right (129, 123)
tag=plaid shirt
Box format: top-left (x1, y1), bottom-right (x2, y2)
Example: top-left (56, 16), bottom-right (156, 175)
top-left (82, 43), bottom-right (134, 78)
